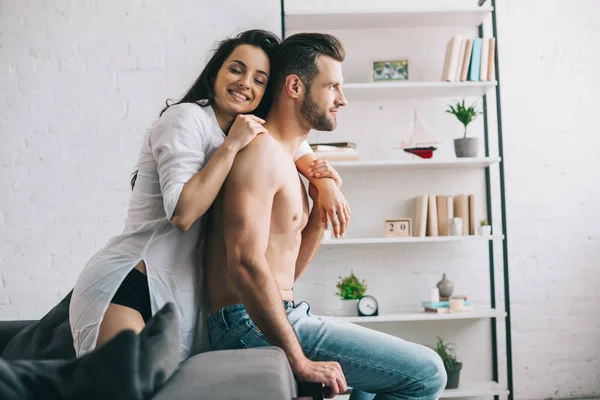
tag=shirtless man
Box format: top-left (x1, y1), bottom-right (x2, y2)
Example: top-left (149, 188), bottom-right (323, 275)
top-left (205, 33), bottom-right (447, 400)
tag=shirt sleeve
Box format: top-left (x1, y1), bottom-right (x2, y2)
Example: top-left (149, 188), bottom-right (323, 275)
top-left (148, 104), bottom-right (210, 220)
top-left (293, 140), bottom-right (314, 162)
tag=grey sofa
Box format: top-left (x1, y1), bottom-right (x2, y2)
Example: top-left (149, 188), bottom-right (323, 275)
top-left (0, 320), bottom-right (321, 400)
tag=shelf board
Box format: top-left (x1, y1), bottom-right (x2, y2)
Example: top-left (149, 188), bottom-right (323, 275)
top-left (337, 381), bottom-right (509, 399)
top-left (341, 81), bottom-right (497, 100)
top-left (330, 157), bottom-right (501, 170)
top-left (441, 381), bottom-right (509, 398)
top-left (285, 6), bottom-right (494, 30)
top-left (321, 235), bottom-right (503, 245)
top-left (336, 308), bottom-right (506, 323)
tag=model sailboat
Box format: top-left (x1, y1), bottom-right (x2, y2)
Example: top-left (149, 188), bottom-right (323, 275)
top-left (397, 109), bottom-right (440, 159)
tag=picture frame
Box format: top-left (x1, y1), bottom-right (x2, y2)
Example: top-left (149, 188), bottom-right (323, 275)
top-left (370, 58), bottom-right (409, 82)
top-left (384, 218), bottom-right (412, 237)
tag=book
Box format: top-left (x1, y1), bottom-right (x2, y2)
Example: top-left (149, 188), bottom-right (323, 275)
top-left (487, 37), bottom-right (496, 81)
top-left (414, 195), bottom-right (429, 237)
top-left (468, 194), bottom-right (476, 235)
top-left (424, 305), bottom-right (474, 313)
top-left (310, 142), bottom-right (356, 149)
top-left (453, 194), bottom-right (469, 235)
top-left (454, 38), bottom-right (467, 82)
top-left (460, 39), bottom-right (474, 81)
top-left (426, 195), bottom-right (439, 236)
top-left (468, 38), bottom-right (482, 81)
top-left (422, 300), bottom-right (473, 309)
top-left (480, 38), bottom-right (490, 81)
top-left (436, 195), bottom-right (449, 236)
top-left (441, 36), bottom-right (463, 81)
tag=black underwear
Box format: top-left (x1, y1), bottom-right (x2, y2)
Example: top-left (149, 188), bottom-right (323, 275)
top-left (110, 268), bottom-right (152, 322)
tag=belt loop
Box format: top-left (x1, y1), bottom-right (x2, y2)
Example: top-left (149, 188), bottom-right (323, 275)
top-left (220, 308), bottom-right (229, 330)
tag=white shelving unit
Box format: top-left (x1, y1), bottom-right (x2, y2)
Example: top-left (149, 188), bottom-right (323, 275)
top-left (336, 307), bottom-right (506, 323)
top-left (342, 81), bottom-right (497, 100)
top-left (285, 6), bottom-right (494, 30)
top-left (321, 235), bottom-right (504, 246)
top-left (284, 1), bottom-right (512, 399)
top-left (337, 381), bottom-right (509, 400)
top-left (331, 157), bottom-right (501, 170)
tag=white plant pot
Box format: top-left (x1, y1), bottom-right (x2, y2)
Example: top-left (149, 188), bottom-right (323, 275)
top-left (478, 225), bottom-right (492, 236)
top-left (339, 299), bottom-right (358, 316)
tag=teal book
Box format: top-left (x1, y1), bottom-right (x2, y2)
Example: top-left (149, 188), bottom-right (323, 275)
top-left (468, 38), bottom-right (482, 81)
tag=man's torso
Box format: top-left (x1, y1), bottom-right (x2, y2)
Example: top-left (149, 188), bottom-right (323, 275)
top-left (205, 136), bottom-right (309, 313)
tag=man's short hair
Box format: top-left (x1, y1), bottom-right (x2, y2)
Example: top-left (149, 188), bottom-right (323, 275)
top-left (271, 33), bottom-right (345, 97)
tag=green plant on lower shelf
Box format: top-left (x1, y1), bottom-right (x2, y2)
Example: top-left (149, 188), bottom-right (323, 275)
top-left (431, 337), bottom-right (459, 373)
top-left (335, 271), bottom-right (367, 300)
top-left (480, 219), bottom-right (488, 226)
top-left (445, 99), bottom-right (483, 138)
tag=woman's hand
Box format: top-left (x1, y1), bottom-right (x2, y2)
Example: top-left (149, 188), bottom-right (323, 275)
top-left (225, 114), bottom-right (268, 152)
top-left (311, 180), bottom-right (351, 238)
top-left (307, 158), bottom-right (342, 188)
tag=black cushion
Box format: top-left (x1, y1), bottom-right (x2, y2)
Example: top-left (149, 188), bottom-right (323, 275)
top-left (0, 302), bottom-right (180, 400)
top-left (1, 291), bottom-right (75, 361)
top-left (0, 321), bottom-right (35, 355)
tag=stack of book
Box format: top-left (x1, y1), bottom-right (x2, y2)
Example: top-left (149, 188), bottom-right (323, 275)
top-left (422, 297), bottom-right (472, 314)
top-left (413, 194), bottom-right (477, 237)
top-left (310, 142), bottom-right (358, 161)
top-left (441, 35), bottom-right (496, 82)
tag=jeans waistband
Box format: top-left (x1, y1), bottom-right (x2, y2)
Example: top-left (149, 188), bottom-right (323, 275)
top-left (212, 301), bottom-right (296, 320)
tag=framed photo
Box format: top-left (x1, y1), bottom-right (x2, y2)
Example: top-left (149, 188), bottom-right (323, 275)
top-left (384, 218), bottom-right (412, 237)
top-left (371, 59), bottom-right (409, 82)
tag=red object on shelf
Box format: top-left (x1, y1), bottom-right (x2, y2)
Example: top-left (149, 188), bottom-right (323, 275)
top-left (403, 147), bottom-right (437, 159)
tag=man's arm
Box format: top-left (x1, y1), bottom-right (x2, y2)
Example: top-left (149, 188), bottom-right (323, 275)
top-left (222, 138), bottom-right (307, 370)
top-left (295, 185), bottom-right (327, 282)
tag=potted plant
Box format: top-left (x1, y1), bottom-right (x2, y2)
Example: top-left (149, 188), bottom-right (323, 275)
top-left (335, 271), bottom-right (367, 316)
top-left (478, 219), bottom-right (492, 236)
top-left (445, 99), bottom-right (483, 158)
top-left (431, 337), bottom-right (462, 389)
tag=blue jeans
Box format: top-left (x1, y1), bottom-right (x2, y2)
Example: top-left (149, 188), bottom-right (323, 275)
top-left (207, 301), bottom-right (447, 400)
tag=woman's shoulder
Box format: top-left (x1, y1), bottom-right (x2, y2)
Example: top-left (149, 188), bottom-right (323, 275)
top-left (159, 102), bottom-right (213, 125)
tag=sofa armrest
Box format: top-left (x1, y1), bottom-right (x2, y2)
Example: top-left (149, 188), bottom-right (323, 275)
top-left (0, 320), bottom-right (36, 355)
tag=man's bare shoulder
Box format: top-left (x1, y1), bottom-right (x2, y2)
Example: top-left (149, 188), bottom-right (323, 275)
top-left (228, 134), bottom-right (285, 188)
top-left (233, 134), bottom-right (284, 172)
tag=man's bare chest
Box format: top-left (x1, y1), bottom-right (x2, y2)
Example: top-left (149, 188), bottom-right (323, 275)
top-left (271, 173), bottom-right (309, 234)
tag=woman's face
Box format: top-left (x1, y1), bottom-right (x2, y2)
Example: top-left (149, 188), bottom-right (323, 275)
top-left (213, 44), bottom-right (270, 117)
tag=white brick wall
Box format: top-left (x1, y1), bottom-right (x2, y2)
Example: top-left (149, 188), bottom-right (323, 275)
top-left (1, 0), bottom-right (599, 399)
top-left (496, 0), bottom-right (600, 398)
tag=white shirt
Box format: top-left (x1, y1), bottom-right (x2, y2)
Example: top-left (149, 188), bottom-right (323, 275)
top-left (69, 102), bottom-right (313, 361)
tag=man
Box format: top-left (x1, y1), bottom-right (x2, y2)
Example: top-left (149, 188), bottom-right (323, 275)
top-left (204, 33), bottom-right (447, 399)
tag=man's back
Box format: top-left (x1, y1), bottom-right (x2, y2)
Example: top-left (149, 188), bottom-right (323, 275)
top-left (205, 134), bottom-right (309, 313)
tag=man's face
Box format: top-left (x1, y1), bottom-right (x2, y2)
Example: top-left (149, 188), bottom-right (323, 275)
top-left (300, 55), bottom-right (347, 131)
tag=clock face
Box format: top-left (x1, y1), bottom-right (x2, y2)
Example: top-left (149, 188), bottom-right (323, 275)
top-left (358, 295), bottom-right (378, 316)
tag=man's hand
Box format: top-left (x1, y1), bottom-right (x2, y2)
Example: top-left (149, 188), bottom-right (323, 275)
top-left (311, 179), bottom-right (351, 238)
top-left (294, 359), bottom-right (347, 399)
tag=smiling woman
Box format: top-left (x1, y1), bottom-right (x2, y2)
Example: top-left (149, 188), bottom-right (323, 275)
top-left (68, 29), bottom-right (351, 363)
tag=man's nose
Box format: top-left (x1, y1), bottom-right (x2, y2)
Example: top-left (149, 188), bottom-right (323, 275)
top-left (337, 90), bottom-right (348, 107)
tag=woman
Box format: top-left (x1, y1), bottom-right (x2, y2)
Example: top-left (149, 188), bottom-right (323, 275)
top-left (69, 29), bottom-right (350, 362)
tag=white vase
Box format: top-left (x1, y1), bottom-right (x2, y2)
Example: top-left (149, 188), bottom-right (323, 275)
top-left (339, 299), bottom-right (358, 316)
top-left (478, 225), bottom-right (492, 236)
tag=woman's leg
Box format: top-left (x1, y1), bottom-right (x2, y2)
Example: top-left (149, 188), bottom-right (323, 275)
top-left (96, 261), bottom-right (150, 348)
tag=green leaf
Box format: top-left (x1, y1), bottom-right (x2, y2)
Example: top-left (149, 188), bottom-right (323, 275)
top-left (335, 271), bottom-right (367, 300)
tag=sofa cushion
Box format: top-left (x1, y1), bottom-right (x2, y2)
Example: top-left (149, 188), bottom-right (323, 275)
top-left (1, 291), bottom-right (75, 360)
top-left (0, 302), bottom-right (180, 400)
top-left (152, 347), bottom-right (297, 400)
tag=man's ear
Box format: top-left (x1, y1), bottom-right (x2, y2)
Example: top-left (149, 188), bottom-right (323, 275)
top-left (284, 74), bottom-right (304, 99)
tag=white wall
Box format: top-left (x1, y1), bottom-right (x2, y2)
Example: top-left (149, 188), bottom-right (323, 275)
top-left (1, 0), bottom-right (599, 399)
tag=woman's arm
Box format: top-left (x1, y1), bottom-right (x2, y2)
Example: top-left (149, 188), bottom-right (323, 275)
top-left (295, 152), bottom-right (351, 238)
top-left (150, 107), bottom-right (266, 232)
